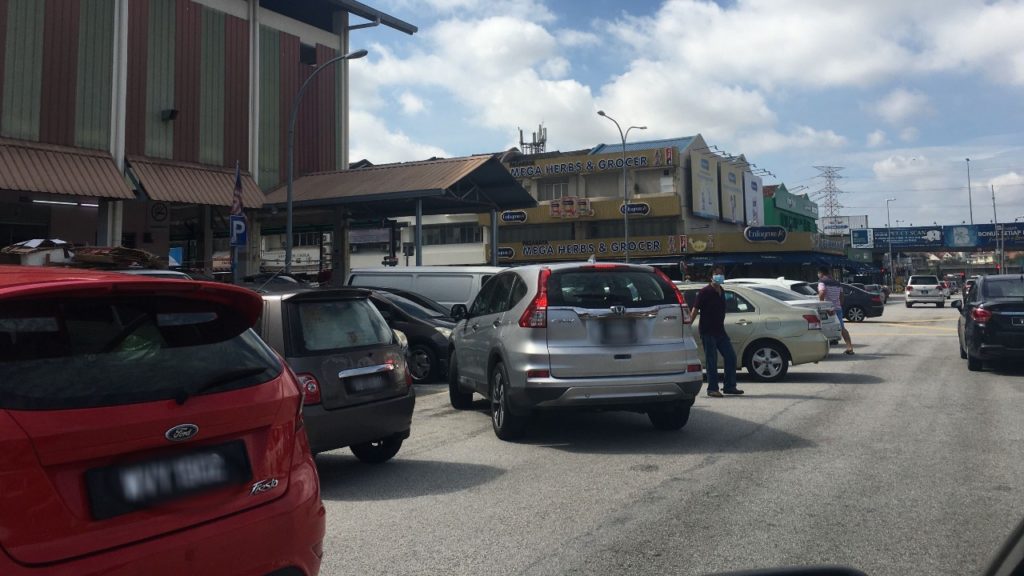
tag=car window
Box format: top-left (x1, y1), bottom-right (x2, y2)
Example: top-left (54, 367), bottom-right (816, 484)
top-left (288, 298), bottom-right (393, 354)
top-left (909, 276), bottom-right (939, 285)
top-left (379, 292), bottom-right (446, 320)
top-left (983, 278), bottom-right (1024, 299)
top-left (790, 282), bottom-right (818, 296)
top-left (0, 296), bottom-right (281, 410)
top-left (548, 268), bottom-right (676, 308)
top-left (750, 286), bottom-right (803, 302)
top-left (724, 291), bottom-right (754, 313)
top-left (482, 273), bottom-right (517, 315)
top-left (968, 283), bottom-right (980, 303)
top-left (470, 276), bottom-right (502, 316)
top-left (417, 274), bottom-right (474, 304)
top-left (509, 275), bottom-right (528, 309)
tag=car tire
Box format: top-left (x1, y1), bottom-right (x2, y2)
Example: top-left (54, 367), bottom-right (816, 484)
top-left (408, 344), bottom-right (437, 383)
top-left (490, 362), bottom-right (527, 441)
top-left (448, 350), bottom-right (474, 410)
top-left (648, 401), bottom-right (692, 431)
top-left (845, 306), bottom-right (866, 322)
top-left (967, 354), bottom-right (983, 372)
top-left (905, 302), bottom-right (913, 308)
top-left (350, 437), bottom-right (403, 464)
top-left (938, 302), bottom-right (945, 308)
top-left (744, 341), bottom-right (789, 382)
top-left (959, 341), bottom-right (967, 359)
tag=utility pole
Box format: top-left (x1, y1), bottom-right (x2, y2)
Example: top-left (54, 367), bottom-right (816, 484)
top-left (992, 184), bottom-right (1003, 272)
top-left (966, 158), bottom-right (974, 225)
top-left (813, 166), bottom-right (845, 221)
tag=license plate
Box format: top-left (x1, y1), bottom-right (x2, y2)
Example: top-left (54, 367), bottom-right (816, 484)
top-left (346, 373), bottom-right (387, 394)
top-left (602, 319), bottom-right (636, 345)
top-left (86, 441), bottom-right (251, 520)
top-left (919, 290), bottom-right (930, 295)
top-left (1013, 318), bottom-right (1024, 326)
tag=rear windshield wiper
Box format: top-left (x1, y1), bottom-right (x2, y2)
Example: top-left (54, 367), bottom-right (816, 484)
top-left (175, 367), bottom-right (270, 405)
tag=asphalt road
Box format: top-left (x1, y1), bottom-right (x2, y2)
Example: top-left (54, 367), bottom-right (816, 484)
top-left (315, 298), bottom-right (1024, 576)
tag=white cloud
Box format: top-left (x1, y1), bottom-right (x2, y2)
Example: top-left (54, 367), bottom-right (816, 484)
top-left (348, 110), bottom-right (448, 163)
top-left (990, 171), bottom-right (1024, 189)
top-left (397, 91), bottom-right (426, 115)
top-left (872, 154), bottom-right (933, 181)
top-left (538, 56), bottom-right (570, 79)
top-left (867, 129), bottom-right (887, 147)
top-left (737, 125), bottom-right (847, 155)
top-left (875, 89), bottom-right (931, 125)
top-left (900, 127), bottom-right (920, 142)
top-left (557, 29), bottom-right (600, 48)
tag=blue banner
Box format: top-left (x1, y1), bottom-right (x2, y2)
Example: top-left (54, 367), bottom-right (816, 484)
top-left (944, 223), bottom-right (1024, 249)
top-left (870, 226), bottom-right (944, 249)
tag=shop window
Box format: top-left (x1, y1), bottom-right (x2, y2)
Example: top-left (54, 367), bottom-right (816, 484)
top-left (538, 180), bottom-right (569, 201)
top-left (499, 223), bottom-right (573, 243)
top-left (421, 223), bottom-right (483, 246)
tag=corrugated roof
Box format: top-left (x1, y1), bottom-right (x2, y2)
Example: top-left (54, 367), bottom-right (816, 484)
top-left (589, 136), bottom-right (697, 155)
top-left (264, 155), bottom-right (535, 216)
top-left (0, 138), bottom-right (134, 199)
top-left (127, 156), bottom-right (264, 208)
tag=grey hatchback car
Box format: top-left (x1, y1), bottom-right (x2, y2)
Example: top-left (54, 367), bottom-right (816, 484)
top-left (255, 288), bottom-right (415, 463)
top-left (447, 263), bottom-right (704, 440)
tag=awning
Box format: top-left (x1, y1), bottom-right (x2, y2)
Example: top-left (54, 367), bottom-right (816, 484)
top-left (127, 156), bottom-right (264, 209)
top-left (264, 155), bottom-right (536, 217)
top-left (0, 138), bottom-right (134, 199)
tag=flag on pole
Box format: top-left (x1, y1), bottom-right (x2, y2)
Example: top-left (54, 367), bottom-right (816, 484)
top-left (230, 160), bottom-right (243, 217)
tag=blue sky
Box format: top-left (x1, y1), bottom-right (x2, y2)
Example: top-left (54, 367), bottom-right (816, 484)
top-left (345, 0), bottom-right (1024, 228)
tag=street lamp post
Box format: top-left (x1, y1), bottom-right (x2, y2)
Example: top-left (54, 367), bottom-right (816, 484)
top-left (966, 158), bottom-right (974, 225)
top-left (886, 198), bottom-right (896, 292)
top-left (597, 110), bottom-right (646, 262)
top-left (285, 49), bottom-right (368, 274)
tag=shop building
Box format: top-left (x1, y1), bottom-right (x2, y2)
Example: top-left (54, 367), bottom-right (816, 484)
top-left (0, 0), bottom-right (415, 276)
top-left (763, 184), bottom-right (819, 232)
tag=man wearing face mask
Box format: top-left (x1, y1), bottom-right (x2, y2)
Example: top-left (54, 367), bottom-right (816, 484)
top-left (690, 265), bottom-right (743, 397)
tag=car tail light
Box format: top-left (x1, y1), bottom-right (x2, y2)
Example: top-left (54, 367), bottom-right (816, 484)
top-left (526, 369), bottom-right (550, 379)
top-left (803, 314), bottom-right (821, 330)
top-left (871, 295), bottom-right (882, 303)
top-left (686, 363), bottom-right (703, 373)
top-left (972, 307), bottom-right (992, 323)
top-left (581, 263), bottom-right (622, 269)
top-left (906, 286), bottom-right (913, 291)
top-left (653, 268), bottom-right (692, 325)
top-left (519, 267), bottom-right (552, 328)
top-left (296, 373), bottom-right (321, 405)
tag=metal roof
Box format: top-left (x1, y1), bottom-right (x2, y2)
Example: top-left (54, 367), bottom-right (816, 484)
top-left (0, 139), bottom-right (134, 199)
top-left (264, 155), bottom-right (535, 217)
top-left (589, 136), bottom-right (697, 155)
top-left (331, 0), bottom-right (417, 34)
top-left (127, 156), bottom-right (265, 208)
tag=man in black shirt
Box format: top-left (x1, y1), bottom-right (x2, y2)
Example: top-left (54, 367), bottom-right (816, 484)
top-left (690, 266), bottom-right (743, 397)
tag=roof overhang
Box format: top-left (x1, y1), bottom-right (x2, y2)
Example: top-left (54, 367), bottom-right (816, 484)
top-left (0, 139), bottom-right (134, 200)
top-left (330, 0), bottom-right (417, 34)
top-left (126, 157), bottom-right (264, 209)
top-left (264, 155), bottom-right (535, 217)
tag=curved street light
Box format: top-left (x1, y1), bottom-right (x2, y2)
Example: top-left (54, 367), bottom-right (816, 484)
top-left (285, 49), bottom-right (369, 274)
top-left (597, 110), bottom-right (646, 262)
top-left (886, 198), bottom-right (896, 292)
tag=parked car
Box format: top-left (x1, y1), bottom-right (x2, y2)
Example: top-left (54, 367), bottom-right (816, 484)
top-left (347, 266), bottom-right (505, 309)
top-left (954, 274), bottom-right (1024, 371)
top-left (677, 282), bottom-right (830, 382)
top-left (0, 266), bottom-right (325, 575)
top-left (905, 274), bottom-right (946, 307)
top-left (447, 263), bottom-right (704, 440)
top-left (840, 283), bottom-right (886, 321)
top-left (366, 289), bottom-right (455, 383)
top-left (254, 287), bottom-right (415, 462)
top-left (363, 286), bottom-right (453, 318)
top-left (116, 268), bottom-right (194, 280)
top-left (742, 284), bottom-right (843, 344)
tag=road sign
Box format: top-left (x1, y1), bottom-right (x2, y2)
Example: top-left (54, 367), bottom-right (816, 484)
top-left (230, 215), bottom-right (247, 247)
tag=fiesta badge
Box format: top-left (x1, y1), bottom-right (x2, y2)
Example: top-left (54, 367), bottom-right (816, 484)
top-left (743, 226), bottom-right (788, 244)
top-left (165, 423), bottom-right (199, 442)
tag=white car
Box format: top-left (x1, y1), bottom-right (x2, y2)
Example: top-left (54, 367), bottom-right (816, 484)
top-left (724, 277), bottom-right (820, 298)
top-left (905, 274), bottom-right (946, 307)
top-left (676, 282), bottom-right (830, 382)
top-left (740, 284), bottom-right (843, 344)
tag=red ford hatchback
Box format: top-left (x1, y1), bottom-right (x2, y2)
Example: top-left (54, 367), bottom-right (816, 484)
top-left (0, 266), bottom-right (325, 575)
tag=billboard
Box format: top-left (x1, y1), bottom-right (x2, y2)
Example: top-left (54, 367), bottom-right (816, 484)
top-left (945, 223), bottom-right (1024, 249)
top-left (743, 172), bottom-right (764, 226)
top-left (851, 228), bottom-right (874, 248)
top-left (821, 215), bottom-right (867, 236)
top-left (872, 226), bottom-right (943, 249)
top-left (719, 161), bottom-right (744, 224)
top-left (691, 153), bottom-right (720, 219)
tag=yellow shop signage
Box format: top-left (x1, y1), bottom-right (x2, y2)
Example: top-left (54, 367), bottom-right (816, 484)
top-left (507, 147), bottom-right (676, 179)
top-left (496, 235), bottom-right (688, 262)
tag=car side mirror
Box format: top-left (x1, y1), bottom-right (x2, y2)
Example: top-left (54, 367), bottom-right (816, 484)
top-left (393, 329), bottom-right (409, 354)
top-left (451, 304), bottom-right (468, 321)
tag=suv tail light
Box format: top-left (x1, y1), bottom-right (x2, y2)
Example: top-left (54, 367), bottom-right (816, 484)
top-left (296, 373), bottom-right (322, 405)
top-left (653, 268), bottom-right (692, 325)
top-left (972, 307), bottom-right (992, 323)
top-left (803, 314), bottom-right (821, 330)
top-left (519, 268), bottom-right (552, 328)
top-left (906, 286), bottom-right (913, 291)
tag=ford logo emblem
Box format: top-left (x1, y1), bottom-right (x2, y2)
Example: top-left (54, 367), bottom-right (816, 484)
top-left (165, 424), bottom-right (199, 442)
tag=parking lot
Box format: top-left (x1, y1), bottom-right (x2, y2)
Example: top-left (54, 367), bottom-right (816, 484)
top-left (315, 298), bottom-right (1024, 576)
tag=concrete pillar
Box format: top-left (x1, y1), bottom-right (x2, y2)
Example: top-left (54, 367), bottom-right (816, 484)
top-left (415, 198), bottom-right (423, 266)
top-left (490, 209), bottom-right (498, 265)
top-left (96, 200), bottom-right (123, 247)
top-left (202, 205), bottom-right (213, 274)
top-left (330, 207), bottom-right (348, 286)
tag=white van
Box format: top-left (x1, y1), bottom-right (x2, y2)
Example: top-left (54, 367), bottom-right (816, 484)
top-left (346, 266), bottom-right (506, 310)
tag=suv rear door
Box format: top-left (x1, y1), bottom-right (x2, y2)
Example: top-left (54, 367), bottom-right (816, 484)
top-left (0, 278), bottom-right (300, 565)
top-left (545, 265), bottom-right (689, 378)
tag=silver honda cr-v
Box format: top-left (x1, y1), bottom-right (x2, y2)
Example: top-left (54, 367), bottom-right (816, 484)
top-left (447, 262), bottom-right (704, 440)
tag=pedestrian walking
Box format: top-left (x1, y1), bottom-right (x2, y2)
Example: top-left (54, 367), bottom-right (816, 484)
top-left (690, 266), bottom-right (743, 397)
top-left (818, 266), bottom-right (854, 354)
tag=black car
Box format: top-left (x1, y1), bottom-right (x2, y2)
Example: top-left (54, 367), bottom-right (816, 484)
top-left (368, 286), bottom-right (453, 317)
top-left (954, 275), bottom-right (1024, 372)
top-left (840, 283), bottom-right (886, 322)
top-left (367, 290), bottom-right (455, 383)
